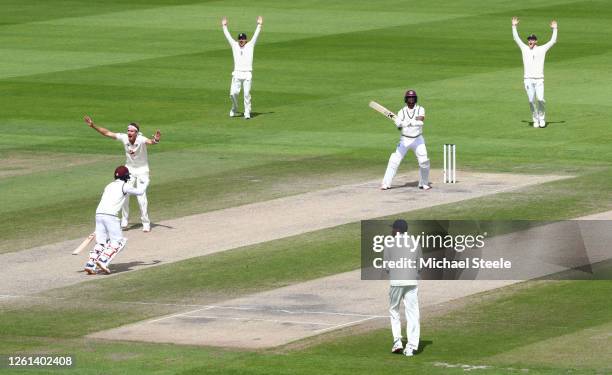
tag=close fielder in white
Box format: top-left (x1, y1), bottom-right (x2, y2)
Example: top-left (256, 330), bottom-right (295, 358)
top-left (512, 17), bottom-right (558, 128)
top-left (385, 220), bottom-right (420, 357)
top-left (84, 166), bottom-right (146, 275)
top-left (222, 16), bottom-right (263, 120)
top-left (84, 115), bottom-right (161, 232)
top-left (381, 90), bottom-right (431, 190)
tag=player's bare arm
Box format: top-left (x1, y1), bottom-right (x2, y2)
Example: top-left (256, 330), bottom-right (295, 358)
top-left (416, 116), bottom-right (425, 121)
top-left (257, 16), bottom-right (263, 25)
top-left (84, 115), bottom-right (116, 139)
top-left (511, 17), bottom-right (525, 47)
top-left (145, 130), bottom-right (162, 145)
top-left (550, 20), bottom-right (558, 28)
top-left (221, 16), bottom-right (235, 45)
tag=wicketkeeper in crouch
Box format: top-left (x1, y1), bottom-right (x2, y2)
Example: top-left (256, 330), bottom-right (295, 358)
top-left (222, 16), bottom-right (263, 120)
top-left (512, 17), bottom-right (557, 128)
top-left (381, 90), bottom-right (431, 190)
top-left (84, 166), bottom-right (147, 275)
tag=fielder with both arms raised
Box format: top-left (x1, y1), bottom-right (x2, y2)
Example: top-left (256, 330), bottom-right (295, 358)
top-left (381, 90), bottom-right (431, 190)
top-left (222, 16), bottom-right (263, 120)
top-left (512, 17), bottom-right (557, 128)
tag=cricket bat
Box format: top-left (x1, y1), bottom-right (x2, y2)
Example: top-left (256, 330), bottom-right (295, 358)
top-left (72, 232), bottom-right (95, 255)
top-left (369, 101), bottom-right (396, 121)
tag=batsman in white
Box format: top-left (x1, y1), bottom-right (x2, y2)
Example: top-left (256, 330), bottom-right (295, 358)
top-left (222, 15), bottom-right (263, 120)
top-left (381, 90), bottom-right (431, 190)
top-left (84, 115), bottom-right (161, 232)
top-left (84, 166), bottom-right (147, 275)
top-left (512, 17), bottom-right (558, 128)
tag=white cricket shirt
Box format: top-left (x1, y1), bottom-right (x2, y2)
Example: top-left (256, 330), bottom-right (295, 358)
top-left (513, 26), bottom-right (557, 79)
top-left (396, 105), bottom-right (426, 138)
top-left (96, 180), bottom-right (146, 216)
top-left (115, 133), bottom-right (149, 175)
top-left (223, 24), bottom-right (261, 72)
top-left (384, 243), bottom-right (420, 286)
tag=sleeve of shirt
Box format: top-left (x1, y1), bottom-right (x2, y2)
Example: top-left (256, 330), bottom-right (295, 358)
top-left (250, 24), bottom-right (262, 45)
top-left (542, 27), bottom-right (557, 51)
top-left (122, 183), bottom-right (146, 196)
top-left (416, 245), bottom-right (423, 276)
top-left (115, 133), bottom-right (126, 142)
top-left (512, 26), bottom-right (526, 49)
top-left (222, 25), bottom-right (235, 46)
top-left (394, 108), bottom-right (405, 128)
top-left (137, 135), bottom-right (148, 146)
top-left (408, 106), bottom-right (425, 126)
top-left (383, 247), bottom-right (391, 272)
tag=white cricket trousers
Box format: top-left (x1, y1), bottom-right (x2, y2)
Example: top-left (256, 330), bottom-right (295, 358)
top-left (230, 71), bottom-right (252, 116)
top-left (524, 78), bottom-right (546, 121)
top-left (382, 135), bottom-right (429, 188)
top-left (389, 285), bottom-right (420, 351)
top-left (122, 172), bottom-right (150, 225)
top-left (94, 214), bottom-right (123, 248)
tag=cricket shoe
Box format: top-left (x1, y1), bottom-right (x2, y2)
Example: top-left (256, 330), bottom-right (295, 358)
top-left (403, 348), bottom-right (414, 357)
top-left (96, 258), bottom-right (111, 275)
top-left (419, 184), bottom-right (432, 190)
top-left (532, 117), bottom-right (539, 128)
top-left (538, 119), bottom-right (546, 128)
top-left (142, 223), bottom-right (151, 232)
top-left (391, 340), bottom-right (404, 354)
top-left (380, 184), bottom-right (391, 190)
top-left (229, 109), bottom-right (237, 117)
top-left (84, 262), bottom-right (97, 275)
top-left (244, 113), bottom-right (251, 120)
top-left (120, 218), bottom-right (128, 229)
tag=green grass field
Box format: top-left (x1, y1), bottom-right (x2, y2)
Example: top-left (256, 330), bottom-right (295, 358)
top-left (1, 0), bottom-right (611, 373)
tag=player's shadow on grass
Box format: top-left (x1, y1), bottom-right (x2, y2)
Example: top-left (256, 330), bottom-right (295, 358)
top-left (110, 260), bottom-right (162, 274)
top-left (415, 340), bottom-right (433, 354)
top-left (250, 111), bottom-right (274, 118)
top-left (522, 120), bottom-right (566, 127)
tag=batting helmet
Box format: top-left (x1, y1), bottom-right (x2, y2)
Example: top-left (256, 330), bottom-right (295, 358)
top-left (404, 90), bottom-right (418, 104)
top-left (114, 166), bottom-right (130, 182)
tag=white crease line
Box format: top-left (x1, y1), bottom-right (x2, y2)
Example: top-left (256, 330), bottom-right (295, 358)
top-left (0, 295), bottom-right (19, 299)
top-left (0, 296), bottom-right (390, 319)
top-left (178, 314), bottom-right (335, 327)
top-left (313, 316), bottom-right (382, 334)
top-left (146, 306), bottom-right (215, 324)
top-left (206, 305), bottom-right (388, 318)
top-left (118, 300), bottom-right (205, 308)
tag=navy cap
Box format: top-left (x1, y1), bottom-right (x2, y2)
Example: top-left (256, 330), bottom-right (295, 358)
top-left (391, 219), bottom-right (408, 233)
top-left (238, 33), bottom-right (247, 40)
top-left (527, 34), bottom-right (537, 40)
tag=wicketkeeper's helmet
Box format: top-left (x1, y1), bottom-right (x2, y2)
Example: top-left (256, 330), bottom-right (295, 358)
top-left (114, 166), bottom-right (130, 182)
top-left (404, 90), bottom-right (418, 104)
